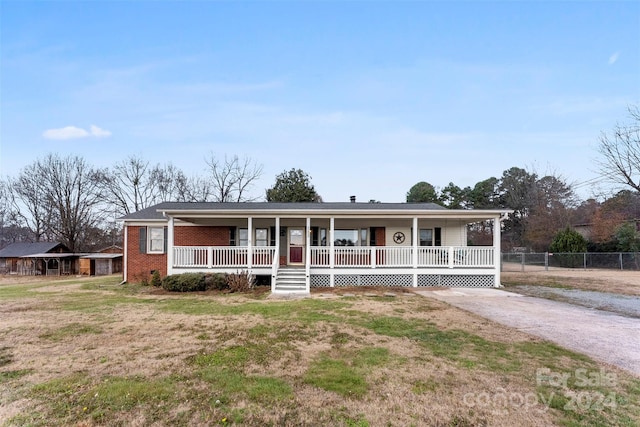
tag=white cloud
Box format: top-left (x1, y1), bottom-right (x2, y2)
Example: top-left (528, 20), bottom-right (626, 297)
top-left (90, 125), bottom-right (111, 137)
top-left (608, 52), bottom-right (619, 65)
top-left (42, 126), bottom-right (90, 140)
top-left (42, 125), bottom-right (111, 140)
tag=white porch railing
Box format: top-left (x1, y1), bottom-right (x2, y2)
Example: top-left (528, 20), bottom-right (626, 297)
top-left (173, 246), bottom-right (494, 269)
top-left (310, 246), bottom-right (495, 268)
top-left (173, 246), bottom-right (275, 268)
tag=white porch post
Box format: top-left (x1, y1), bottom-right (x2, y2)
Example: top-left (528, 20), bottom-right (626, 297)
top-left (247, 217), bottom-right (253, 270)
top-left (167, 216), bottom-right (174, 276)
top-left (493, 215), bottom-right (502, 287)
top-left (306, 217), bottom-right (311, 292)
top-left (412, 217), bottom-right (418, 287)
top-left (275, 217), bottom-right (280, 262)
top-left (273, 217), bottom-right (280, 293)
top-left (329, 217), bottom-right (335, 287)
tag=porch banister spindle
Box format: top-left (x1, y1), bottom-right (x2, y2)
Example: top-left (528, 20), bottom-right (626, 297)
top-left (448, 246), bottom-right (454, 269)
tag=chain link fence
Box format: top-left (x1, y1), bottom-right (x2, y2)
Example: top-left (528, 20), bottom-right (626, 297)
top-left (502, 252), bottom-right (640, 272)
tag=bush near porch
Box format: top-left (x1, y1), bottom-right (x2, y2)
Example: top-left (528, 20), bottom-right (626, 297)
top-left (160, 271), bottom-right (255, 293)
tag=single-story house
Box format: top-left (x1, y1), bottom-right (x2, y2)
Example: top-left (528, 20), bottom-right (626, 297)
top-left (120, 202), bottom-right (509, 294)
top-left (0, 242), bottom-right (76, 275)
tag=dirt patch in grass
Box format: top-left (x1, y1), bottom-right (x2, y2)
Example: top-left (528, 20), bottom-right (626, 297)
top-left (502, 269), bottom-right (640, 296)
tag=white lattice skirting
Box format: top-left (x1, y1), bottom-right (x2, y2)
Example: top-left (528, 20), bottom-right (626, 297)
top-left (309, 274), bottom-right (494, 288)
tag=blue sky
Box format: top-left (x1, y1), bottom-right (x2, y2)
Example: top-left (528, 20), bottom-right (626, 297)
top-left (1, 1), bottom-right (639, 202)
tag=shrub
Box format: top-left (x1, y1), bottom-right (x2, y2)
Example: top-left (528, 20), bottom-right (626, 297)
top-left (204, 273), bottom-right (228, 291)
top-left (549, 227), bottom-right (588, 268)
top-left (132, 272), bottom-right (150, 286)
top-left (226, 270), bottom-right (255, 293)
top-left (161, 273), bottom-right (206, 292)
top-left (150, 270), bottom-right (162, 287)
top-left (615, 222), bottom-right (640, 252)
top-left (549, 227), bottom-right (587, 253)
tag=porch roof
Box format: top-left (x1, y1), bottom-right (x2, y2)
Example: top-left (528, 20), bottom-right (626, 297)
top-left (120, 202), bottom-right (509, 223)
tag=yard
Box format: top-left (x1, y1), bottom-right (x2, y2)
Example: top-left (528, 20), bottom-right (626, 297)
top-left (1, 275), bottom-right (639, 426)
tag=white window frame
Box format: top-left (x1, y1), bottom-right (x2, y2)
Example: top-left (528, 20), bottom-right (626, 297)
top-left (148, 226), bottom-right (165, 254)
top-left (255, 228), bottom-right (268, 247)
top-left (419, 228), bottom-right (433, 247)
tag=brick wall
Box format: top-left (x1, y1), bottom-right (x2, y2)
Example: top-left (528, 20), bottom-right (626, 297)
top-left (126, 225), bottom-right (231, 283)
top-left (174, 226), bottom-right (230, 246)
top-left (126, 226), bottom-right (167, 283)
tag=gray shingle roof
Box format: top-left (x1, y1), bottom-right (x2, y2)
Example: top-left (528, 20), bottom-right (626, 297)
top-left (0, 242), bottom-right (67, 258)
top-left (119, 201), bottom-right (448, 221)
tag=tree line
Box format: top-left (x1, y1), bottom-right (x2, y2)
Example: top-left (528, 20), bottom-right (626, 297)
top-left (1, 105), bottom-right (638, 252)
top-left (0, 154), bottom-right (321, 251)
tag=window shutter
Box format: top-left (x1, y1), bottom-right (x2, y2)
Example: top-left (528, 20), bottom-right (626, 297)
top-left (435, 227), bottom-right (442, 246)
top-left (369, 227), bottom-right (377, 246)
top-left (163, 226), bottom-right (168, 253)
top-left (139, 227), bottom-right (147, 253)
top-left (229, 227), bottom-right (236, 246)
top-left (270, 226), bottom-right (276, 246)
top-left (311, 227), bottom-right (319, 246)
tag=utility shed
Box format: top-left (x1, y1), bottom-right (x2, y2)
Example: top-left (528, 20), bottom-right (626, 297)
top-left (79, 253), bottom-right (123, 276)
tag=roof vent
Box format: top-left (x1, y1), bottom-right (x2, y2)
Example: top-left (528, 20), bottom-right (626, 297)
top-left (350, 195), bottom-right (356, 203)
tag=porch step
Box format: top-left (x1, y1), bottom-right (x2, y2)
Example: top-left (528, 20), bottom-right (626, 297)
top-left (274, 268), bottom-right (307, 293)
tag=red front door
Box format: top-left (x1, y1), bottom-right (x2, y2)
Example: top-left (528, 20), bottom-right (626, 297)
top-left (288, 228), bottom-right (305, 265)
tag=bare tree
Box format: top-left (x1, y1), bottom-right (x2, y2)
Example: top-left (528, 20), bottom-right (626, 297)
top-left (98, 155), bottom-right (157, 216)
top-left (6, 163), bottom-right (54, 242)
top-left (178, 175), bottom-right (212, 202)
top-left (38, 154), bottom-right (105, 252)
top-left (150, 163), bottom-right (189, 203)
top-left (100, 156), bottom-right (209, 215)
top-left (205, 155), bottom-right (263, 202)
top-left (597, 105), bottom-right (640, 192)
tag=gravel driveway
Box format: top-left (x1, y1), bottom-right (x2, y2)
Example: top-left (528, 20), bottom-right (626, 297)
top-left (416, 288), bottom-right (640, 377)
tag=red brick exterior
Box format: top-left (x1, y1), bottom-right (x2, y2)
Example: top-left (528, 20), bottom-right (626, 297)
top-left (174, 226), bottom-right (230, 246)
top-left (126, 226), bottom-right (167, 283)
top-left (126, 225), bottom-right (231, 283)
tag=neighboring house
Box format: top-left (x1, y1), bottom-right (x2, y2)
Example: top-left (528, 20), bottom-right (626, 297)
top-left (0, 242), bottom-right (75, 275)
top-left (120, 202), bottom-right (509, 294)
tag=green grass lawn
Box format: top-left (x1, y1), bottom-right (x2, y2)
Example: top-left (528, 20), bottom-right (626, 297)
top-left (0, 275), bottom-right (638, 426)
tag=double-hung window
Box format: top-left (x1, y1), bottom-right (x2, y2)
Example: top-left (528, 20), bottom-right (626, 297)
top-left (235, 228), bottom-right (268, 246)
top-left (255, 228), bottom-right (268, 246)
top-left (139, 226), bottom-right (166, 254)
top-left (419, 229), bottom-right (433, 247)
top-left (148, 227), bottom-right (166, 253)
